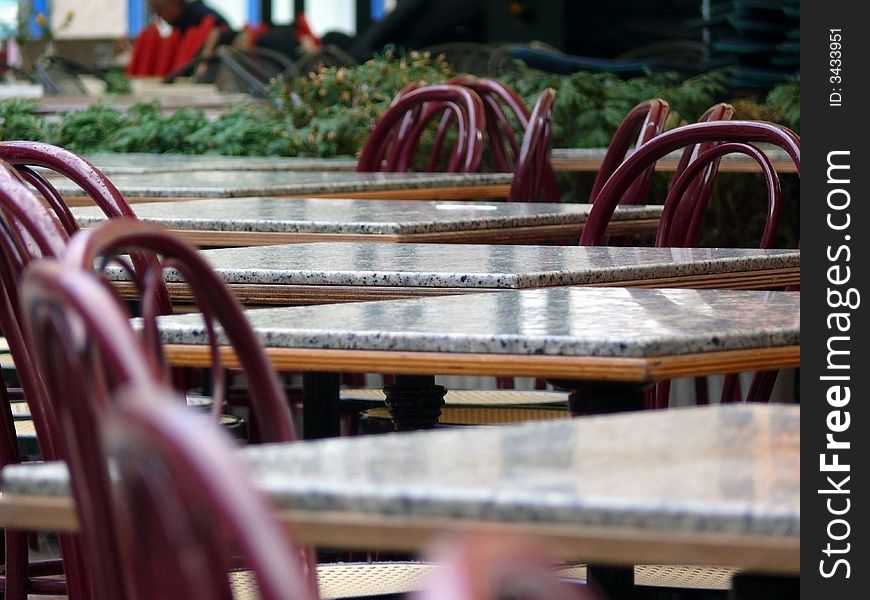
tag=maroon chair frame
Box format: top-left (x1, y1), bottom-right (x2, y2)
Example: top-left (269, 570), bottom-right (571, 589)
top-left (20, 263), bottom-right (165, 600)
top-left (105, 388), bottom-right (317, 600)
top-left (579, 120), bottom-right (799, 406)
top-left (448, 76), bottom-right (560, 201)
top-left (357, 84), bottom-right (485, 173)
top-left (0, 166), bottom-right (89, 600)
top-left (587, 98), bottom-right (670, 206)
top-left (0, 141), bottom-right (136, 235)
top-left (21, 260), bottom-right (311, 599)
top-left (61, 219), bottom-right (296, 443)
top-left (665, 103), bottom-right (735, 239)
top-left (580, 120), bottom-right (800, 246)
top-left (508, 88), bottom-right (557, 203)
top-left (419, 535), bottom-right (598, 600)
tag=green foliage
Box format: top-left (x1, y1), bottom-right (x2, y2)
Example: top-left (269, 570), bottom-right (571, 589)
top-left (102, 68), bottom-right (133, 95)
top-left (53, 104), bottom-right (127, 153)
top-left (0, 99), bottom-right (56, 141)
top-left (730, 77), bottom-right (800, 134)
top-left (499, 67), bottom-right (730, 148)
top-left (0, 54), bottom-right (798, 159)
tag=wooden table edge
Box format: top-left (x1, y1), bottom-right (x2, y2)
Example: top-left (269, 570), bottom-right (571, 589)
top-left (276, 509), bottom-right (799, 574)
top-left (0, 493), bottom-right (796, 575)
top-left (162, 345), bottom-right (800, 380)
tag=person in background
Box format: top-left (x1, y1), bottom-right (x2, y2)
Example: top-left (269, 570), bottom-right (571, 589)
top-left (147, 0), bottom-right (232, 39)
top-left (127, 0), bottom-right (234, 77)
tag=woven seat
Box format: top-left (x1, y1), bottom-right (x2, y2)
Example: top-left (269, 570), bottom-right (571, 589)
top-left (362, 405), bottom-right (569, 429)
top-left (230, 562), bottom-right (437, 599)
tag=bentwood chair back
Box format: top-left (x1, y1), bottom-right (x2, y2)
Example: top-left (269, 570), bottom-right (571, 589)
top-left (587, 98), bottom-right (670, 206)
top-left (105, 387), bottom-right (317, 600)
top-left (664, 102), bottom-right (736, 243)
top-left (0, 141), bottom-right (172, 318)
top-left (580, 120), bottom-right (800, 404)
top-left (448, 76), bottom-right (560, 201)
top-left (21, 263), bottom-right (166, 600)
top-left (60, 219), bottom-right (297, 444)
top-left (0, 165), bottom-right (90, 600)
top-left (0, 141), bottom-right (136, 235)
top-left (580, 121), bottom-right (800, 246)
top-left (507, 89), bottom-right (557, 203)
top-left (357, 84), bottom-right (485, 173)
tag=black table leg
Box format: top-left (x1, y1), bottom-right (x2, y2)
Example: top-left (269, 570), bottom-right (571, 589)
top-left (302, 372), bottom-right (341, 439)
top-left (557, 381), bottom-right (649, 598)
top-left (729, 573), bottom-right (799, 600)
top-left (383, 374), bottom-right (446, 431)
top-left (586, 565), bottom-right (635, 600)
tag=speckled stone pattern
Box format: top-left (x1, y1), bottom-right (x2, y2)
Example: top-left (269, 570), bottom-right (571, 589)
top-left (188, 244), bottom-right (800, 289)
top-left (153, 287), bottom-right (800, 357)
top-left (0, 404), bottom-right (799, 538)
top-left (79, 153), bottom-right (358, 174)
top-left (72, 198), bottom-right (661, 233)
top-left (550, 145), bottom-right (792, 165)
top-left (55, 171), bottom-right (513, 198)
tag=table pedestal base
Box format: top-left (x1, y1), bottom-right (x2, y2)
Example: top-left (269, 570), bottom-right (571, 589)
top-left (586, 565), bottom-right (635, 599)
top-left (562, 381), bottom-right (650, 416)
top-left (730, 574), bottom-right (799, 599)
top-left (384, 375), bottom-right (446, 431)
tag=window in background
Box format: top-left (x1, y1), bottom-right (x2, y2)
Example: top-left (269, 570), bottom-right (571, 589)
top-left (272, 0), bottom-right (292, 25)
top-left (306, 0), bottom-right (355, 36)
top-left (206, 0), bottom-right (247, 29)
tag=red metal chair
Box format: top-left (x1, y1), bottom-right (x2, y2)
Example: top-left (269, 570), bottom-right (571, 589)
top-left (580, 121), bottom-right (800, 246)
top-left (60, 219), bottom-right (297, 444)
top-left (665, 103), bottom-right (736, 245)
top-left (448, 76), bottom-right (560, 201)
top-left (0, 141), bottom-right (137, 237)
top-left (580, 120), bottom-right (800, 405)
top-left (586, 98), bottom-right (670, 206)
top-left (508, 88), bottom-right (557, 203)
top-left (105, 387), bottom-right (317, 600)
top-left (357, 84), bottom-right (485, 173)
top-left (20, 262), bottom-right (312, 599)
top-left (0, 165), bottom-right (89, 600)
top-left (20, 255), bottom-right (435, 599)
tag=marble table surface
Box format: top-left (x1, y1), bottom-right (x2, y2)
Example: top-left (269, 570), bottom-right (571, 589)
top-left (550, 145), bottom-right (797, 173)
top-left (0, 404), bottom-right (800, 570)
top-left (153, 287), bottom-right (800, 358)
top-left (55, 171), bottom-right (513, 198)
top-left (185, 244), bottom-right (800, 289)
top-left (73, 198), bottom-right (660, 234)
top-left (75, 153), bottom-right (358, 174)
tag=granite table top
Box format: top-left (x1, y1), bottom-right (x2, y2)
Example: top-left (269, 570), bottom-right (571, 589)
top-left (550, 145), bottom-right (797, 174)
top-left (0, 404), bottom-right (800, 571)
top-left (55, 171), bottom-right (513, 199)
top-left (75, 153), bottom-right (358, 174)
top-left (153, 287), bottom-right (800, 359)
top-left (72, 198), bottom-right (661, 234)
top-left (184, 244), bottom-right (800, 289)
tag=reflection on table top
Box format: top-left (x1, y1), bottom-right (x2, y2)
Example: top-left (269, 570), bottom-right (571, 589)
top-left (56, 171), bottom-right (513, 201)
top-left (550, 146), bottom-right (798, 174)
top-left (77, 153), bottom-right (358, 174)
top-left (0, 404), bottom-right (800, 572)
top-left (190, 244), bottom-right (799, 289)
top-left (75, 197), bottom-right (658, 231)
top-left (154, 287), bottom-right (800, 379)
